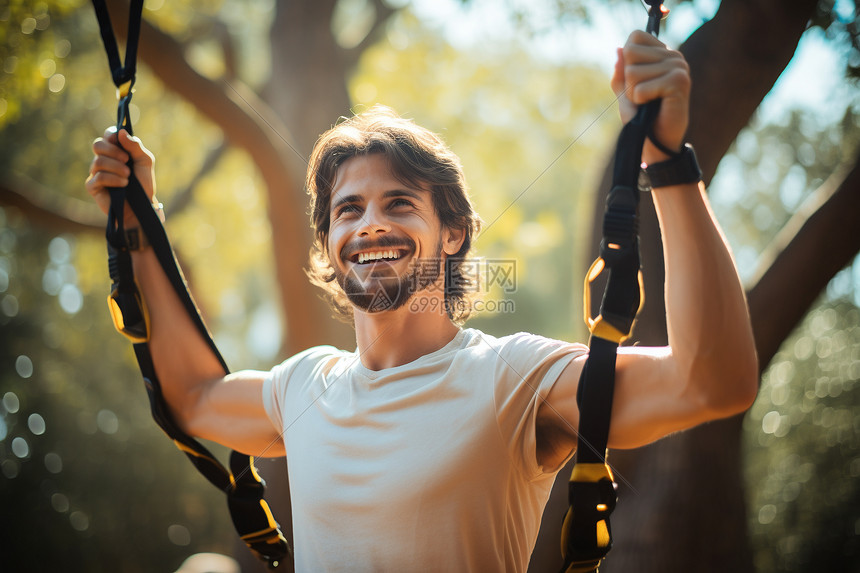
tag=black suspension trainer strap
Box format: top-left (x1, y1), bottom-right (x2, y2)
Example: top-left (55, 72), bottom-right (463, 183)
top-left (91, 1), bottom-right (290, 568)
top-left (559, 2), bottom-right (668, 572)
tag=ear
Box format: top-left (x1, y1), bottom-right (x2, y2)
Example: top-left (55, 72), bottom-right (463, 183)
top-left (442, 226), bottom-right (466, 256)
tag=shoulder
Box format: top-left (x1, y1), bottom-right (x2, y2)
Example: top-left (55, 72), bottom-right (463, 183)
top-left (268, 345), bottom-right (350, 386)
top-left (469, 329), bottom-right (586, 361)
top-left (460, 329), bottom-right (586, 381)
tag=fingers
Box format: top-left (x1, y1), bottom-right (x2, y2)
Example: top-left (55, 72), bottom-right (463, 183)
top-left (94, 127), bottom-right (130, 164)
top-left (620, 36), bottom-right (688, 104)
top-left (625, 62), bottom-right (690, 106)
top-left (615, 31), bottom-right (691, 164)
top-left (88, 131), bottom-right (131, 194)
top-left (92, 127), bottom-right (154, 168)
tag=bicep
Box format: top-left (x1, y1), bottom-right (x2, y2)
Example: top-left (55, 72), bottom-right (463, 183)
top-left (187, 370), bottom-right (286, 458)
top-left (608, 346), bottom-right (706, 449)
top-left (540, 346), bottom-right (709, 453)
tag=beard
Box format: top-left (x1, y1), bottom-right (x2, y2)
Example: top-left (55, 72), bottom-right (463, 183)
top-left (334, 236), bottom-right (444, 313)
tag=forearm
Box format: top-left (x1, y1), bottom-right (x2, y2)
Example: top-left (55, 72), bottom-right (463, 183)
top-left (130, 246), bottom-right (225, 430)
top-left (653, 182), bottom-right (758, 413)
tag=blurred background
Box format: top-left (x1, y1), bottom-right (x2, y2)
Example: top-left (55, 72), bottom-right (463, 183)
top-left (1, 0), bottom-right (858, 571)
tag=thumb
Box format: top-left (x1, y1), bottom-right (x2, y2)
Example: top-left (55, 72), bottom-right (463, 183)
top-left (116, 128), bottom-right (157, 201)
top-left (117, 128), bottom-right (154, 166)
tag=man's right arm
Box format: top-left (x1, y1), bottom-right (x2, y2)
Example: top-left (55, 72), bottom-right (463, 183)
top-left (86, 128), bottom-right (285, 457)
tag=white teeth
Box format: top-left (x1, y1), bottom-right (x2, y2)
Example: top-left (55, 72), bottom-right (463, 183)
top-left (356, 250), bottom-right (400, 264)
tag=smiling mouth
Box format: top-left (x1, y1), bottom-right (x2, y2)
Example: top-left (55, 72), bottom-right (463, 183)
top-left (351, 249), bottom-right (404, 265)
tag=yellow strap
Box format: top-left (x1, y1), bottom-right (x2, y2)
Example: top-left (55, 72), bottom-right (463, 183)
top-left (172, 439), bottom-right (226, 474)
top-left (596, 519), bottom-right (610, 548)
top-left (241, 500), bottom-right (286, 545)
top-left (570, 462), bottom-right (614, 483)
top-left (117, 79), bottom-right (133, 99)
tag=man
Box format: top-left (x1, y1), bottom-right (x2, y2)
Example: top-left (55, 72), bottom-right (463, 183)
top-left (86, 31), bottom-right (757, 571)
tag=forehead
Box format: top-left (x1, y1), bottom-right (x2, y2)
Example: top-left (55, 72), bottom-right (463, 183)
top-left (330, 153), bottom-right (430, 205)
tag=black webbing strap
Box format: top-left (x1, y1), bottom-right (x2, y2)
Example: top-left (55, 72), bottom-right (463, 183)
top-left (559, 3), bottom-right (668, 572)
top-left (91, 1), bottom-right (290, 568)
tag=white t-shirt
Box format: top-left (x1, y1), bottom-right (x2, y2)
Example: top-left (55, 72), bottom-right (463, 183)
top-left (263, 328), bottom-right (586, 572)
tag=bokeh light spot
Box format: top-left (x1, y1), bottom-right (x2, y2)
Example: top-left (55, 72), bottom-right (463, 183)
top-left (48, 74), bottom-right (66, 93)
top-left (1, 294), bottom-right (19, 317)
top-left (58, 284), bottom-right (83, 314)
top-left (11, 436), bottom-right (30, 458)
top-left (51, 493), bottom-right (70, 513)
top-left (167, 524), bottom-right (191, 546)
top-left (48, 237), bottom-right (71, 264)
top-left (16, 355), bottom-right (33, 378)
top-left (1, 459), bottom-right (19, 479)
top-left (44, 452), bottom-right (63, 474)
top-left (758, 504), bottom-right (777, 525)
top-left (69, 511), bottom-right (89, 531)
top-left (3, 392), bottom-right (20, 413)
top-left (28, 413), bottom-right (46, 435)
top-left (96, 409), bottom-right (119, 435)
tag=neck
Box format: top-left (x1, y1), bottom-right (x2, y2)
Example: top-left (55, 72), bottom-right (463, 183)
top-left (352, 290), bottom-right (459, 371)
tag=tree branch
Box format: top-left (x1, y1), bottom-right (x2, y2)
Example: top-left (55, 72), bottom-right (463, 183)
top-left (344, 0), bottom-right (397, 67)
top-left (747, 151), bottom-right (860, 370)
top-left (168, 141), bottom-right (229, 217)
top-left (0, 172), bottom-right (104, 234)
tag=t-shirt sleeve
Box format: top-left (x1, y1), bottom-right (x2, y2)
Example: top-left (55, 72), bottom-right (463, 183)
top-left (263, 346), bottom-right (340, 435)
top-left (492, 332), bottom-right (587, 479)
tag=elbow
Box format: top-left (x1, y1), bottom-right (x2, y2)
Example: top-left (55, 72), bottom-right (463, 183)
top-left (699, 351), bottom-right (759, 418)
top-left (163, 383), bottom-right (207, 438)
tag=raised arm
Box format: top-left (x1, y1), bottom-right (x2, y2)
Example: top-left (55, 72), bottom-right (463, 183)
top-left (538, 32), bottom-right (757, 463)
top-left (86, 128), bottom-right (284, 456)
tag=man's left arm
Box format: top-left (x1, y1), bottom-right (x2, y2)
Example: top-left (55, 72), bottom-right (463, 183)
top-left (538, 31), bottom-right (758, 459)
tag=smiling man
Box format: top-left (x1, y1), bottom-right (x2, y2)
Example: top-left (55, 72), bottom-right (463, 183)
top-left (86, 31), bottom-right (757, 572)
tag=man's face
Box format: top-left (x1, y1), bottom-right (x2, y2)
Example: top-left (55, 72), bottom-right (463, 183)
top-left (326, 153), bottom-right (448, 313)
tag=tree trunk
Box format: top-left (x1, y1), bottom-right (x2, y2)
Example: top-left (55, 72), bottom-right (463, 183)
top-left (240, 2), bottom-right (362, 571)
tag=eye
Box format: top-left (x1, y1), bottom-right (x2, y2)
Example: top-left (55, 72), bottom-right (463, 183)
top-left (334, 203), bottom-right (361, 218)
top-left (389, 197), bottom-right (414, 209)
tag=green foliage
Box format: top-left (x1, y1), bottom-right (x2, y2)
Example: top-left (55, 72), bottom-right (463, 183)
top-left (811, 0), bottom-right (860, 80)
top-left (0, 211), bottom-right (236, 572)
top-left (744, 300), bottom-right (860, 571)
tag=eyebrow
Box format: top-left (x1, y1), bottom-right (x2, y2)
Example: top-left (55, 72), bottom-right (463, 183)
top-left (330, 188), bottom-right (427, 212)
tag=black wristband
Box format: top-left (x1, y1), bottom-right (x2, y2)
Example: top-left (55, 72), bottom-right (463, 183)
top-left (643, 143), bottom-right (702, 189)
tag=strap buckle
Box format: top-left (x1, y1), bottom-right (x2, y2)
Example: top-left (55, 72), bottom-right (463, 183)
top-left (560, 463), bottom-right (618, 573)
top-left (107, 278), bottom-right (150, 343)
top-left (582, 257), bottom-right (644, 344)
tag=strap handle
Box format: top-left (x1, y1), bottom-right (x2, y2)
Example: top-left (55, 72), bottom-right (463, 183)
top-left (91, 0), bottom-right (143, 92)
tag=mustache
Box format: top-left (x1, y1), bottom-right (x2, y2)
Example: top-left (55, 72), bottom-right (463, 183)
top-left (341, 235), bottom-right (415, 260)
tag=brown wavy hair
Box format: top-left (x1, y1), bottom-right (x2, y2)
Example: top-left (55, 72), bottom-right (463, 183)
top-left (305, 105), bottom-right (482, 324)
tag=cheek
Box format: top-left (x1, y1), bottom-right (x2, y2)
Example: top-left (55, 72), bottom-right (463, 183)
top-left (327, 221), bottom-right (356, 264)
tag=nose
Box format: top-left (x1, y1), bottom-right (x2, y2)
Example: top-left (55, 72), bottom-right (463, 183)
top-left (357, 205), bottom-right (391, 237)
